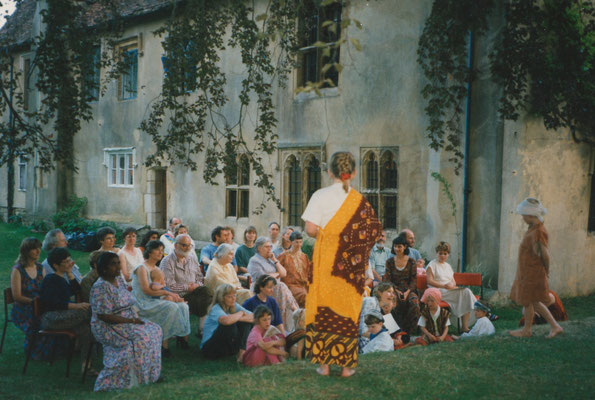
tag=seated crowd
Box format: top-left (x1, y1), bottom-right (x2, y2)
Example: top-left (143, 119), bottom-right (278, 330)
top-left (9, 221), bottom-right (568, 392)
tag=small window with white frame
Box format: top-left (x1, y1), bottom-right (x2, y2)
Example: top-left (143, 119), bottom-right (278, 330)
top-left (103, 147), bottom-right (136, 187)
top-left (18, 155), bottom-right (27, 191)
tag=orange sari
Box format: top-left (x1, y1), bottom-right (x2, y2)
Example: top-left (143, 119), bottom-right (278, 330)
top-left (305, 189), bottom-right (381, 368)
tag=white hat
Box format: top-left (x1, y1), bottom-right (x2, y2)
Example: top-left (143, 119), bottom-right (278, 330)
top-left (516, 197), bottom-right (547, 222)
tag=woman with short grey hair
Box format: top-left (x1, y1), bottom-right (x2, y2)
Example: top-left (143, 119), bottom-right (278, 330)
top-left (247, 236), bottom-right (298, 330)
top-left (41, 229), bottom-right (82, 282)
top-left (205, 243), bottom-right (251, 304)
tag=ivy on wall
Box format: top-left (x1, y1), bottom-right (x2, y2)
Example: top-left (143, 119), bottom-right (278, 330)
top-left (418, 0), bottom-right (595, 168)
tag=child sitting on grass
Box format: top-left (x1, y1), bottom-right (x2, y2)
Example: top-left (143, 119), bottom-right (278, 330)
top-left (415, 288), bottom-right (454, 345)
top-left (243, 305), bottom-right (288, 366)
top-left (361, 310), bottom-right (394, 354)
top-left (149, 268), bottom-right (184, 302)
top-left (453, 300), bottom-right (495, 339)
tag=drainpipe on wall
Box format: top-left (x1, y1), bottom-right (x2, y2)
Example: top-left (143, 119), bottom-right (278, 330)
top-left (461, 30), bottom-right (474, 273)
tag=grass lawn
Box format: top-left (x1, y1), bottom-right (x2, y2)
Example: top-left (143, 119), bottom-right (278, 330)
top-left (0, 222), bottom-right (594, 399)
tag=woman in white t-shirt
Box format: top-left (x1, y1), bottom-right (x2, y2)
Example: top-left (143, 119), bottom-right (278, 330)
top-left (425, 241), bottom-right (475, 332)
top-left (301, 151), bottom-right (381, 378)
top-left (118, 227), bottom-right (145, 284)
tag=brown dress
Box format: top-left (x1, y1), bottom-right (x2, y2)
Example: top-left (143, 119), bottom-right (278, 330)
top-left (510, 222), bottom-right (550, 306)
top-left (383, 257), bottom-right (420, 335)
top-left (278, 250), bottom-right (311, 308)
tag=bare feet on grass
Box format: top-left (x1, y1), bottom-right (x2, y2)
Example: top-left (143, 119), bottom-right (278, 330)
top-left (509, 328), bottom-right (532, 338)
top-left (546, 325), bottom-right (563, 339)
top-left (316, 365), bottom-right (330, 376)
top-left (340, 367), bottom-right (356, 377)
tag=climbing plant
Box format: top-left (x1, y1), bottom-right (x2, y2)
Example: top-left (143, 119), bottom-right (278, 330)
top-left (141, 0), bottom-right (363, 213)
top-left (418, 0), bottom-right (595, 168)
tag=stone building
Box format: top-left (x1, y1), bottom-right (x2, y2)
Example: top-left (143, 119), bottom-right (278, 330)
top-left (1, 0), bottom-right (594, 298)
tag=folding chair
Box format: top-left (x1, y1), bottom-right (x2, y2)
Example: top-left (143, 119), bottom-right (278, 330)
top-left (1, 288), bottom-right (14, 354)
top-left (23, 297), bottom-right (96, 378)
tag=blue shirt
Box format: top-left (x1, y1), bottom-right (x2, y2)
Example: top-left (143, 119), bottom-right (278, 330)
top-left (201, 303), bottom-right (250, 348)
top-left (368, 244), bottom-right (392, 277)
top-left (200, 244), bottom-right (237, 270)
top-left (408, 248), bottom-right (421, 261)
top-left (242, 295), bottom-right (283, 327)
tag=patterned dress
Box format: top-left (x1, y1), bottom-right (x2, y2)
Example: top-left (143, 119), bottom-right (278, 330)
top-left (90, 277), bottom-right (162, 391)
top-left (10, 263), bottom-right (53, 360)
top-left (383, 257), bottom-right (420, 335)
top-left (278, 250), bottom-right (311, 307)
top-left (131, 264), bottom-right (191, 340)
top-left (303, 189), bottom-right (381, 368)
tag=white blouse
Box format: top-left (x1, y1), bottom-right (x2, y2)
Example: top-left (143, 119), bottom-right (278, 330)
top-left (118, 247), bottom-right (145, 279)
top-left (301, 182), bottom-right (350, 229)
top-left (426, 260), bottom-right (454, 286)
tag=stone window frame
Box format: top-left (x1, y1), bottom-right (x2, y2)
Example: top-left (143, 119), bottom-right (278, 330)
top-left (225, 154), bottom-right (251, 219)
top-left (360, 147), bottom-right (399, 230)
top-left (103, 147), bottom-right (137, 188)
top-left (278, 144), bottom-right (325, 227)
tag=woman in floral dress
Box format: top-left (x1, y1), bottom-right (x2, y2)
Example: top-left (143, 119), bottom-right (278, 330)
top-left (10, 237), bottom-right (51, 359)
top-left (90, 252), bottom-right (162, 391)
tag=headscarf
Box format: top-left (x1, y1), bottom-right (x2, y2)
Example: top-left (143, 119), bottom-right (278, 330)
top-left (516, 197), bottom-right (547, 223)
top-left (421, 287), bottom-right (442, 303)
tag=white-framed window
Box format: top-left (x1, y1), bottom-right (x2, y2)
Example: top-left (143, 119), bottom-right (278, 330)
top-left (103, 147), bottom-right (136, 187)
top-left (18, 155), bottom-right (27, 191)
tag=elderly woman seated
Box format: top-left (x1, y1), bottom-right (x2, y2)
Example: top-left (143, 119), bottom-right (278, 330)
top-left (248, 237), bottom-right (299, 331)
top-left (90, 252), bottom-right (162, 391)
top-left (201, 284), bottom-right (253, 361)
top-left (97, 227), bottom-right (120, 253)
top-left (205, 244), bottom-right (251, 304)
top-left (39, 247), bottom-right (93, 373)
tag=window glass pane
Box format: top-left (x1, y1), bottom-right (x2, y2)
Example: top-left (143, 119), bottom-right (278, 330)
top-left (239, 190), bottom-right (249, 218)
top-left (121, 48), bottom-right (138, 100)
top-left (381, 152), bottom-right (397, 189)
top-left (365, 153), bottom-right (378, 190)
top-left (288, 157), bottom-right (302, 226)
top-left (306, 157), bottom-right (321, 202)
top-left (111, 155), bottom-right (116, 185)
top-left (239, 156), bottom-right (250, 186)
top-left (119, 155), bottom-right (125, 184)
top-left (367, 194), bottom-right (379, 216)
top-left (19, 160), bottom-right (26, 190)
top-left (127, 155), bottom-right (133, 185)
top-left (383, 195), bottom-right (397, 229)
top-left (227, 189), bottom-right (237, 217)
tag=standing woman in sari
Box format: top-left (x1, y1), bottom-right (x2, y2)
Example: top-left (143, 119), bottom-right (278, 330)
top-left (301, 151), bottom-right (381, 377)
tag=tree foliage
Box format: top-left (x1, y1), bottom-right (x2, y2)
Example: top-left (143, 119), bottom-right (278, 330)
top-left (491, 0), bottom-right (595, 144)
top-left (418, 0), bottom-right (595, 168)
top-left (417, 0), bottom-right (494, 173)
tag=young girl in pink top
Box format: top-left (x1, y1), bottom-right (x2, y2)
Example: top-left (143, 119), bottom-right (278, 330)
top-left (243, 305), bottom-right (288, 367)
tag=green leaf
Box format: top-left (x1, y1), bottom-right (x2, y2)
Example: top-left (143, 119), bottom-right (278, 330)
top-left (350, 37), bottom-right (362, 51)
top-left (334, 63), bottom-right (343, 73)
top-left (354, 19), bottom-right (363, 29)
top-left (255, 13), bottom-right (267, 22)
top-left (313, 41), bottom-right (328, 48)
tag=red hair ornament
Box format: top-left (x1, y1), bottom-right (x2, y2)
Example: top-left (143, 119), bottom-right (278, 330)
top-left (340, 172), bottom-right (351, 181)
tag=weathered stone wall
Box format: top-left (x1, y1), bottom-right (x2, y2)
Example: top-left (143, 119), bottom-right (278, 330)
top-left (498, 119), bottom-right (595, 297)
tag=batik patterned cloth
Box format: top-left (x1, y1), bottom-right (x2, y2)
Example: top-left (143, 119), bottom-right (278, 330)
top-left (304, 189), bottom-right (381, 368)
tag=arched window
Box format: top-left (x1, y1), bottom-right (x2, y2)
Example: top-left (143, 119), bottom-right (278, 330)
top-left (361, 148), bottom-right (398, 230)
top-left (287, 156), bottom-right (302, 226)
top-left (305, 156), bottom-right (321, 202)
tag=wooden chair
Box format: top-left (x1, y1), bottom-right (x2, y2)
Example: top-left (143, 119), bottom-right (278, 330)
top-left (23, 297), bottom-right (95, 378)
top-left (1, 288), bottom-right (14, 354)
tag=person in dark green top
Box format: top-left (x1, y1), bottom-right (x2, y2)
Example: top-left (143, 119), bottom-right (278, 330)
top-left (235, 226), bottom-right (258, 286)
